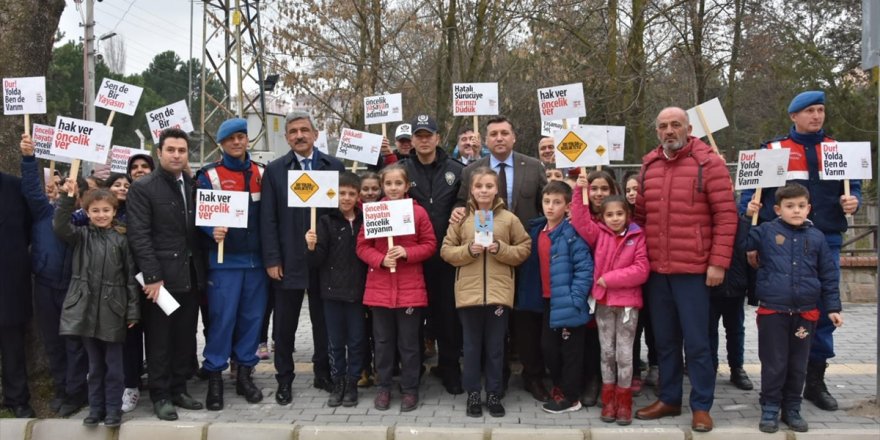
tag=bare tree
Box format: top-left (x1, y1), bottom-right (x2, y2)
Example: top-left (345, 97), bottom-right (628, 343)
top-left (102, 35), bottom-right (127, 75)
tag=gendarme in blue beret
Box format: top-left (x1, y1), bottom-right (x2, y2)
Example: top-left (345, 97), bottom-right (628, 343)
top-left (216, 118), bottom-right (248, 143)
top-left (788, 91), bottom-right (825, 114)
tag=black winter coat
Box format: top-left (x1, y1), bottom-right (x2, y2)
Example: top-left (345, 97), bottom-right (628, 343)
top-left (54, 195), bottom-right (140, 343)
top-left (710, 215), bottom-right (751, 299)
top-left (127, 167), bottom-right (206, 292)
top-left (400, 147), bottom-right (463, 248)
top-left (306, 210), bottom-right (367, 303)
top-left (0, 172), bottom-right (32, 326)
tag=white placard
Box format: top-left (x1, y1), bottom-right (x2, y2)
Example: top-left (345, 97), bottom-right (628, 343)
top-left (2, 76), bottom-right (46, 115)
top-left (687, 97), bottom-right (729, 139)
top-left (146, 100), bottom-right (194, 143)
top-left (314, 130), bottom-right (329, 154)
top-left (336, 128), bottom-right (383, 165)
top-left (452, 83), bottom-right (499, 116)
top-left (537, 83), bottom-right (586, 121)
top-left (820, 142), bottom-right (873, 180)
top-left (135, 272), bottom-right (180, 316)
top-left (287, 170), bottom-right (339, 208)
top-left (734, 149), bottom-right (791, 190)
top-left (364, 93), bottom-right (403, 125)
top-left (607, 126), bottom-right (626, 161)
top-left (108, 146), bottom-right (151, 173)
top-left (32, 123), bottom-right (72, 163)
top-left (540, 118), bottom-right (580, 136)
top-left (50, 116), bottom-right (114, 164)
top-left (552, 125), bottom-right (611, 168)
top-left (96, 78), bottom-right (144, 116)
top-left (195, 189), bottom-right (250, 228)
top-left (363, 198), bottom-right (416, 239)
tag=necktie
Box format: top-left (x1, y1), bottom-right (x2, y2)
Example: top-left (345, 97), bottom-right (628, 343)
top-left (178, 179), bottom-right (187, 211)
top-left (497, 163), bottom-right (508, 205)
top-left (302, 158), bottom-right (312, 170)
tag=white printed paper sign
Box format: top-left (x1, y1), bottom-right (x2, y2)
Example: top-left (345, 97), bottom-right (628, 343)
top-left (315, 130), bottom-right (329, 155)
top-left (687, 97), bottom-right (729, 139)
top-left (50, 116), bottom-right (114, 164)
top-left (287, 170), bottom-right (339, 208)
top-left (820, 142), bottom-right (873, 180)
top-left (364, 93), bottom-right (403, 125)
top-left (537, 83), bottom-right (586, 121)
top-left (32, 124), bottom-right (72, 163)
top-left (146, 100), bottom-right (194, 143)
top-left (109, 146), bottom-right (151, 173)
top-left (3, 76), bottom-right (46, 115)
top-left (552, 125), bottom-right (610, 168)
top-left (452, 83), bottom-right (499, 116)
top-left (195, 189), bottom-right (250, 228)
top-left (336, 128), bottom-right (383, 165)
top-left (96, 78), bottom-right (144, 116)
top-left (540, 118), bottom-right (580, 136)
top-left (607, 126), bottom-right (626, 161)
top-left (363, 198), bottom-right (416, 239)
top-left (734, 149), bottom-right (791, 190)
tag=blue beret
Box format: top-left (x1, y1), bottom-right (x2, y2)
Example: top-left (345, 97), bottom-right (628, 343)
top-left (788, 91), bottom-right (825, 114)
top-left (216, 118), bottom-right (248, 143)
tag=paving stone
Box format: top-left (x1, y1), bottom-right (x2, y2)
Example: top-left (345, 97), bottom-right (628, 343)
top-left (118, 420), bottom-right (207, 440)
top-left (206, 423), bottom-right (294, 440)
top-left (32, 419), bottom-right (115, 440)
top-left (298, 425), bottom-right (386, 440)
top-left (394, 426), bottom-right (485, 440)
top-left (0, 418), bottom-right (33, 440)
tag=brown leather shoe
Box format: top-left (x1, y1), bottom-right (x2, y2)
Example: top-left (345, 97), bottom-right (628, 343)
top-left (692, 410), bottom-right (713, 432)
top-left (524, 378), bottom-right (550, 402)
top-left (635, 400), bottom-right (682, 420)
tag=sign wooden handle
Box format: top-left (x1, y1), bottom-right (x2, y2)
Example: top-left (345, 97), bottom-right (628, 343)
top-left (217, 240), bottom-right (224, 264)
top-left (388, 236), bottom-right (396, 273)
top-left (473, 115), bottom-right (478, 136)
top-left (695, 105), bottom-right (720, 154)
top-left (106, 110), bottom-right (116, 126)
top-left (24, 114), bottom-right (30, 137)
top-left (751, 187), bottom-right (762, 226)
top-left (844, 180), bottom-right (853, 220)
top-left (562, 119), bottom-right (569, 130)
top-left (49, 161), bottom-right (56, 180)
top-left (581, 167), bottom-right (589, 205)
top-left (310, 207), bottom-right (317, 231)
top-left (68, 160), bottom-right (81, 197)
top-left (382, 123), bottom-right (387, 139)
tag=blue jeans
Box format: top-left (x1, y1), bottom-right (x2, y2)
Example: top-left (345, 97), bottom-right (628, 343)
top-left (323, 299), bottom-right (366, 379)
top-left (648, 273), bottom-right (716, 411)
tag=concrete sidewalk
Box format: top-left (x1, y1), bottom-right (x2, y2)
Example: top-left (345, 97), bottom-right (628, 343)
top-left (2, 303), bottom-right (876, 439)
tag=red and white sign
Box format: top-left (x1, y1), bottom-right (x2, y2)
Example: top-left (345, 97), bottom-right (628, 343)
top-left (2, 76), bottom-right (46, 115)
top-left (364, 93), bottom-right (403, 125)
top-left (109, 146), bottom-right (150, 173)
top-left (734, 149), bottom-right (790, 190)
top-left (195, 189), bottom-right (250, 228)
top-left (453, 83), bottom-right (499, 116)
top-left (537, 83), bottom-right (586, 121)
top-left (820, 142), bottom-right (873, 180)
top-left (32, 123), bottom-right (72, 163)
top-left (146, 100), bottom-right (194, 143)
top-left (50, 116), bottom-right (114, 164)
top-left (96, 78), bottom-right (143, 116)
top-left (336, 128), bottom-right (383, 165)
top-left (363, 199), bottom-right (415, 239)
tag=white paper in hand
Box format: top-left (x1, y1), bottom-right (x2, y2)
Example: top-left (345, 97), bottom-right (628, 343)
top-left (135, 272), bottom-right (180, 316)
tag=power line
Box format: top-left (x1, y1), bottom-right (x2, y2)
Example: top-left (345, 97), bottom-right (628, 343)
top-left (108, 0), bottom-right (138, 34)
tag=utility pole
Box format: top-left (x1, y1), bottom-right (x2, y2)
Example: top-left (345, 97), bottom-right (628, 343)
top-left (82, 0), bottom-right (96, 122)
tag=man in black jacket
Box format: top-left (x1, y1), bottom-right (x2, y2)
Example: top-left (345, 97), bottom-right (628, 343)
top-left (127, 128), bottom-right (207, 421)
top-left (261, 111), bottom-right (345, 405)
top-left (400, 114), bottom-right (465, 394)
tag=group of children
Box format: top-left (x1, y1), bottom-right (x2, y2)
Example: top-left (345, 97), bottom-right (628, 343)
top-left (54, 149), bottom-right (842, 432)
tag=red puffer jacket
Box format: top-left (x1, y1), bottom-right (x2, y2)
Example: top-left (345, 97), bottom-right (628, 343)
top-left (357, 198), bottom-right (437, 308)
top-left (634, 137), bottom-right (737, 274)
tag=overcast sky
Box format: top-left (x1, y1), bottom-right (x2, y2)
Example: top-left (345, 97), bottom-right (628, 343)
top-left (58, 0), bottom-right (204, 76)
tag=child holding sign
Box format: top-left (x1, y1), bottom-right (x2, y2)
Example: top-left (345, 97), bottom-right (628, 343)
top-left (440, 167), bottom-right (531, 418)
top-left (571, 194), bottom-right (649, 425)
top-left (306, 172), bottom-right (368, 408)
top-left (355, 165), bottom-right (437, 412)
top-left (53, 181), bottom-right (140, 427)
top-left (744, 184), bottom-right (843, 434)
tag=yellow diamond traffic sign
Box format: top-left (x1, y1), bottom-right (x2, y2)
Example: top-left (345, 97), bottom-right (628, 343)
top-left (326, 188), bottom-right (336, 199)
top-left (557, 131), bottom-right (588, 162)
top-left (596, 145), bottom-right (606, 156)
top-left (290, 173), bottom-right (319, 202)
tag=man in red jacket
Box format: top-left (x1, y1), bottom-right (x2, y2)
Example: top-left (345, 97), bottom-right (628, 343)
top-left (633, 107), bottom-right (738, 432)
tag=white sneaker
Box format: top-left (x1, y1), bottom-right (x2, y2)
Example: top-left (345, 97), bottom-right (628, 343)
top-left (121, 387), bottom-right (139, 413)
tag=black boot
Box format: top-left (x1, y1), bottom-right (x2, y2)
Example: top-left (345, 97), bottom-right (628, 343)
top-left (342, 376), bottom-right (359, 407)
top-left (804, 362), bottom-right (838, 411)
top-left (328, 377), bottom-right (345, 407)
top-left (206, 371), bottom-right (224, 411)
top-left (236, 365), bottom-right (263, 403)
top-left (582, 374), bottom-right (601, 407)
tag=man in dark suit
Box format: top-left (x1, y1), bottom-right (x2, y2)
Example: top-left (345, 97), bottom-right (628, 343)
top-left (452, 115), bottom-right (549, 402)
top-left (0, 171), bottom-right (35, 418)
top-left (261, 111), bottom-right (345, 405)
top-left (128, 128), bottom-right (207, 421)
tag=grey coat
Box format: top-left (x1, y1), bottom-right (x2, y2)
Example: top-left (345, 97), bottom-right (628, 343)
top-left (54, 195), bottom-right (140, 343)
